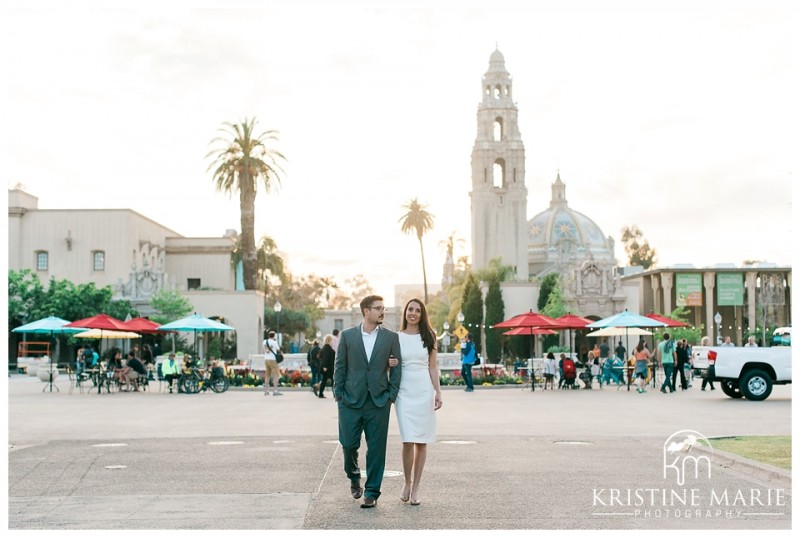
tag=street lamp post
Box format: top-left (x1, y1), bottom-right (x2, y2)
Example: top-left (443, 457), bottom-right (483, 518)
top-left (274, 301), bottom-right (283, 348)
top-left (714, 312), bottom-right (722, 345)
top-left (443, 321), bottom-right (451, 353)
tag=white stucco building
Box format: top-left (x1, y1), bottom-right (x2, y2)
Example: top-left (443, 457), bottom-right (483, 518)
top-left (8, 188), bottom-right (265, 360)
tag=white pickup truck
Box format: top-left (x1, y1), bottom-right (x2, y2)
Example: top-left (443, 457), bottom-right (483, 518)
top-left (691, 346), bottom-right (792, 401)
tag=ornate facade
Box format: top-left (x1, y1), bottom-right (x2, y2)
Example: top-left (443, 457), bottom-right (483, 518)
top-left (470, 50), bottom-right (623, 318)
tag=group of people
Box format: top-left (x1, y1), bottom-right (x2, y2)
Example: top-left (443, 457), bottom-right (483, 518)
top-left (332, 295), bottom-right (443, 508)
top-left (306, 329), bottom-right (339, 398)
top-left (533, 334), bottom-right (704, 393)
top-left (76, 343), bottom-right (152, 392)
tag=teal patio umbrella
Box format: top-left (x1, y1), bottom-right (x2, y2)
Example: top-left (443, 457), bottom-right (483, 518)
top-left (12, 316), bottom-right (84, 392)
top-left (587, 310), bottom-right (668, 391)
top-left (157, 313), bottom-right (235, 359)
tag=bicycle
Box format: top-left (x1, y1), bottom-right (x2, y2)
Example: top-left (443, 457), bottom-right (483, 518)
top-left (180, 366), bottom-right (229, 394)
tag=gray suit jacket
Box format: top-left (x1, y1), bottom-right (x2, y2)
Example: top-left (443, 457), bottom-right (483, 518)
top-left (333, 324), bottom-right (402, 408)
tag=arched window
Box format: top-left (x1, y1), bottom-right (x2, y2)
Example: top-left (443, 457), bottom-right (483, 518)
top-left (35, 251), bottom-right (48, 271)
top-left (93, 251), bottom-right (105, 271)
top-left (493, 159), bottom-right (505, 188)
top-left (494, 85), bottom-right (502, 99)
top-left (493, 117), bottom-right (504, 141)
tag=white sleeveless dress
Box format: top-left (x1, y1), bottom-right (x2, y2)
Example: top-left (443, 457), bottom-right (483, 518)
top-left (395, 332), bottom-right (436, 443)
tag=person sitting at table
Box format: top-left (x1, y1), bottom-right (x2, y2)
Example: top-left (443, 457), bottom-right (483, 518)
top-left (161, 353), bottom-right (181, 394)
top-left (208, 356), bottom-right (226, 381)
top-left (124, 351), bottom-right (148, 391)
top-left (178, 354), bottom-right (195, 393)
top-left (109, 349), bottom-right (132, 389)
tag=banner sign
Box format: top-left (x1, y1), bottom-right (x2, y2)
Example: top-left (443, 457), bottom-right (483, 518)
top-left (675, 273), bottom-right (702, 307)
top-left (717, 273), bottom-right (744, 306)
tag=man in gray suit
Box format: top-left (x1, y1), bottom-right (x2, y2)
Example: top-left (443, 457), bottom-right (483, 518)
top-left (334, 294), bottom-right (402, 508)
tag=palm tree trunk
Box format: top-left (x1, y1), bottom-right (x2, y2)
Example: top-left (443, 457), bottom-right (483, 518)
top-left (239, 173), bottom-right (257, 290)
top-left (418, 237), bottom-right (428, 304)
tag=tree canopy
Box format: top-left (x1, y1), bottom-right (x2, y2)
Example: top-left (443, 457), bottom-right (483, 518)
top-left (8, 270), bottom-right (138, 328)
top-left (621, 225), bottom-right (657, 269)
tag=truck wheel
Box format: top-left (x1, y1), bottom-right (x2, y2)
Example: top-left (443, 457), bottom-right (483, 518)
top-left (720, 381), bottom-right (743, 399)
top-left (739, 369), bottom-right (773, 401)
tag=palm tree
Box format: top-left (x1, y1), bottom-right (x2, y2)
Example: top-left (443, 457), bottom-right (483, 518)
top-left (207, 118), bottom-right (286, 290)
top-left (438, 231), bottom-right (464, 262)
top-left (399, 198), bottom-right (435, 303)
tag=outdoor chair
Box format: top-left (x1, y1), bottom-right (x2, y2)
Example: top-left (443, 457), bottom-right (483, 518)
top-left (67, 366), bottom-right (93, 395)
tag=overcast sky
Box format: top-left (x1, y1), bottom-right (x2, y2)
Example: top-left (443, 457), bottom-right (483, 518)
top-left (3, 0), bottom-right (793, 305)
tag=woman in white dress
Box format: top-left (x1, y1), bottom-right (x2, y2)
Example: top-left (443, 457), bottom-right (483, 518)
top-left (395, 298), bottom-right (442, 506)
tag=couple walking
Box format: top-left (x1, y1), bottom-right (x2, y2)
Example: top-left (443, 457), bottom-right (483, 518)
top-left (334, 295), bottom-right (443, 508)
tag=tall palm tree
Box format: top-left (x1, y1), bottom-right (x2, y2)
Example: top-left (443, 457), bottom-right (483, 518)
top-left (207, 118), bottom-right (286, 290)
top-left (399, 198), bottom-right (435, 303)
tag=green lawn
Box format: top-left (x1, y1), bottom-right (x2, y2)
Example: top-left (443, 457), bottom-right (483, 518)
top-left (705, 436), bottom-right (791, 471)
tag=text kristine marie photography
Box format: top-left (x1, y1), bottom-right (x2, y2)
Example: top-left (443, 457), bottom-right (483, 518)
top-left (591, 430), bottom-right (788, 520)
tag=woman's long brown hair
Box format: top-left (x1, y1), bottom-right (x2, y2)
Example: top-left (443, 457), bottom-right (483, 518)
top-left (401, 298), bottom-right (436, 353)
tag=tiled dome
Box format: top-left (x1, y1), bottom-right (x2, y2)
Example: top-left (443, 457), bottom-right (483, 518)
top-left (527, 173), bottom-right (615, 267)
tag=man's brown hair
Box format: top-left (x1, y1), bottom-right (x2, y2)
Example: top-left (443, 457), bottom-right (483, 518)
top-left (359, 294), bottom-right (384, 315)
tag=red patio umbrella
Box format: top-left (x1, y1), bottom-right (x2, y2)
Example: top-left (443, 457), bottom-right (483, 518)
top-left (556, 313), bottom-right (594, 360)
top-left (493, 311), bottom-right (563, 392)
top-left (66, 314), bottom-right (129, 354)
top-left (645, 312), bottom-right (689, 328)
top-left (502, 327), bottom-right (557, 336)
top-left (122, 317), bottom-right (162, 334)
top-left (66, 314), bottom-right (128, 331)
top-left (492, 310), bottom-right (564, 329)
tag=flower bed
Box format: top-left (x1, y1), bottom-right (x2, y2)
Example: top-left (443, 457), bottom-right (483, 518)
top-left (227, 367), bottom-right (311, 388)
top-left (440, 366), bottom-right (523, 386)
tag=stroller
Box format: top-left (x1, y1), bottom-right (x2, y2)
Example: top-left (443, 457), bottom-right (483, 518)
top-left (579, 367), bottom-right (593, 389)
top-left (560, 358), bottom-right (577, 389)
top-left (602, 357), bottom-right (625, 386)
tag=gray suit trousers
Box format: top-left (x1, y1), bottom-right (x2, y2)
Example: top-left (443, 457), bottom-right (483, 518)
top-left (338, 396), bottom-right (391, 500)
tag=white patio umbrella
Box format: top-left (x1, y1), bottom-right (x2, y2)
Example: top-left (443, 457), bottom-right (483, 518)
top-left (74, 329), bottom-right (142, 339)
top-left (587, 327), bottom-right (653, 337)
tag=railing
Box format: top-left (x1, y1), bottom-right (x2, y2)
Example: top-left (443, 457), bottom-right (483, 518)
top-left (17, 341), bottom-right (51, 358)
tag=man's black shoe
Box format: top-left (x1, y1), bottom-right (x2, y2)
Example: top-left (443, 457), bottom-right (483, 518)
top-left (350, 482), bottom-right (363, 499)
top-left (360, 497), bottom-right (377, 508)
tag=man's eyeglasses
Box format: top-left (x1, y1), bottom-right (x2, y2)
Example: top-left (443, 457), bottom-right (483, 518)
top-left (369, 306), bottom-right (386, 312)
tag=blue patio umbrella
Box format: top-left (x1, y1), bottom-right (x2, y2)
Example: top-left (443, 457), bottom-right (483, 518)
top-left (12, 316), bottom-right (84, 392)
top-left (157, 313), bottom-right (235, 360)
top-left (587, 310), bottom-right (668, 391)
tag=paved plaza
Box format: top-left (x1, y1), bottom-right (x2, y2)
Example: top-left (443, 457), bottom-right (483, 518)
top-left (6, 373), bottom-right (792, 531)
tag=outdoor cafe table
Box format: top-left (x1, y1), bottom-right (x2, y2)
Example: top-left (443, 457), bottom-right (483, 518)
top-left (82, 368), bottom-right (116, 394)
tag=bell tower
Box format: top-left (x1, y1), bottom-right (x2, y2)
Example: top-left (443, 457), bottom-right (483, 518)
top-left (470, 48), bottom-right (528, 280)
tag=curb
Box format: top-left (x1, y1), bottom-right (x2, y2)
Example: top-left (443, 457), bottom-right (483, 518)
top-left (694, 444), bottom-right (792, 490)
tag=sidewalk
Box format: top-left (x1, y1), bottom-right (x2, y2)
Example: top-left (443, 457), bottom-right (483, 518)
top-left (7, 375), bottom-right (792, 530)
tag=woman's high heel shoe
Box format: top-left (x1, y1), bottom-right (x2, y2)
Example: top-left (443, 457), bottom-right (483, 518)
top-left (400, 484), bottom-right (410, 503)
